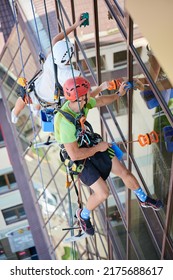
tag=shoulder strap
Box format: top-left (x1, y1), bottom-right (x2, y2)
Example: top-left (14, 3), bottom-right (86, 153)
top-left (57, 108), bottom-right (76, 125)
top-left (56, 108), bottom-right (94, 135)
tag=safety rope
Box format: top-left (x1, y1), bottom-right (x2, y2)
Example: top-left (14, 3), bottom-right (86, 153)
top-left (43, 0), bottom-right (61, 106)
top-left (57, 0), bottom-right (83, 115)
top-left (30, 0), bottom-right (46, 66)
top-left (57, 0), bottom-right (86, 214)
top-left (12, 0), bottom-right (25, 78)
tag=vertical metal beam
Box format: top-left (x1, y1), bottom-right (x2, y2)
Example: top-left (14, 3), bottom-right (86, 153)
top-left (126, 14), bottom-right (134, 259)
top-left (70, 0), bottom-right (79, 62)
top-left (93, 0), bottom-right (101, 84)
top-left (0, 88), bottom-right (55, 260)
top-left (54, 0), bottom-right (61, 33)
top-left (93, 0), bottom-right (105, 138)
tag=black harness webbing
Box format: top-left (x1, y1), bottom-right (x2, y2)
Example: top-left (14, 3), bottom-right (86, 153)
top-left (20, 64), bottom-right (64, 108)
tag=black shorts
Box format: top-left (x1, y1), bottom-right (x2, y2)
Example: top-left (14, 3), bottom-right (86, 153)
top-left (79, 150), bottom-right (112, 187)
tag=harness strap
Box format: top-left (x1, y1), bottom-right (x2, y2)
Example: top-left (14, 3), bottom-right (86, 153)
top-left (70, 173), bottom-right (82, 209)
top-left (32, 86), bottom-right (55, 108)
top-left (26, 64), bottom-right (64, 108)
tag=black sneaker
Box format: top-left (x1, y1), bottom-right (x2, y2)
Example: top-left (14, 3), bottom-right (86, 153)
top-left (76, 209), bottom-right (95, 236)
top-left (140, 196), bottom-right (164, 211)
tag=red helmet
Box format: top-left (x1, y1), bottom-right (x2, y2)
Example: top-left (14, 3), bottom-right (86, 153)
top-left (63, 77), bottom-right (90, 101)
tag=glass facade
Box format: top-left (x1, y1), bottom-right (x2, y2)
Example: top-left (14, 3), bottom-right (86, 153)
top-left (0, 0), bottom-right (172, 260)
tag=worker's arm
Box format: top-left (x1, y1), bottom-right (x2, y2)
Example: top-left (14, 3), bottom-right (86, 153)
top-left (64, 141), bottom-right (109, 161)
top-left (95, 82), bottom-right (127, 107)
top-left (52, 15), bottom-right (85, 46)
top-left (90, 81), bottom-right (110, 98)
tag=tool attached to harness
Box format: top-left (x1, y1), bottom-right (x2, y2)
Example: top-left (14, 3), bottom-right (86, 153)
top-left (64, 159), bottom-right (84, 175)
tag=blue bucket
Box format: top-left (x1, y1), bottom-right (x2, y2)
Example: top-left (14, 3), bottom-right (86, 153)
top-left (40, 109), bottom-right (54, 132)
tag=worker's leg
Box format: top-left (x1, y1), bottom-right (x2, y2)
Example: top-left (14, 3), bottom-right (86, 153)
top-left (86, 177), bottom-right (109, 210)
top-left (11, 97), bottom-right (26, 123)
top-left (111, 156), bottom-right (139, 190)
top-left (111, 156), bottom-right (163, 210)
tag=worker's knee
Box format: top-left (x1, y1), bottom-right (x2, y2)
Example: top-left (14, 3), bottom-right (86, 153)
top-left (101, 190), bottom-right (109, 201)
top-left (90, 178), bottom-right (109, 202)
top-left (98, 186), bottom-right (109, 201)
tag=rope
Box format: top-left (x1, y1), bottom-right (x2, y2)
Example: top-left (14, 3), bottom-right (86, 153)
top-left (43, 0), bottom-right (61, 106)
top-left (30, 0), bottom-right (43, 55)
top-left (57, 0), bottom-right (83, 114)
top-left (30, 1), bottom-right (46, 66)
top-left (12, 0), bottom-right (25, 78)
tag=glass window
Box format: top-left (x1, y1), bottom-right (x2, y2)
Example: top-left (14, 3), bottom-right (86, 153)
top-left (113, 47), bottom-right (142, 68)
top-left (2, 204), bottom-right (26, 225)
top-left (80, 55), bottom-right (106, 73)
top-left (113, 50), bottom-right (127, 67)
top-left (0, 172), bottom-right (17, 193)
top-left (7, 173), bottom-right (16, 185)
top-left (0, 175), bottom-right (6, 188)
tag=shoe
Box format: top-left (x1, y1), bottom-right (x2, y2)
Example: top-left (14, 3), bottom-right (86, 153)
top-left (76, 209), bottom-right (95, 236)
top-left (140, 196), bottom-right (164, 211)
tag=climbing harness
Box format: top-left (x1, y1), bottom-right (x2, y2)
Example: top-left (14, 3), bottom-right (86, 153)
top-left (58, 108), bottom-right (102, 173)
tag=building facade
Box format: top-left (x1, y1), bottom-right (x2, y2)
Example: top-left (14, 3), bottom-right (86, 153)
top-left (0, 0), bottom-right (172, 260)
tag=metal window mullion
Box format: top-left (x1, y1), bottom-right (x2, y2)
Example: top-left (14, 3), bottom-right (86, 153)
top-left (126, 14), bottom-right (134, 260)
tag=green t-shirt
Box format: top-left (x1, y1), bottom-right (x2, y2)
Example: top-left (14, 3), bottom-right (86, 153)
top-left (54, 97), bottom-right (96, 144)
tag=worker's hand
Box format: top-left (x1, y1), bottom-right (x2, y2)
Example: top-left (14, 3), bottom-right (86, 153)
top-left (74, 14), bottom-right (86, 28)
top-left (96, 141), bottom-right (110, 152)
top-left (23, 94), bottom-right (33, 104)
top-left (118, 81), bottom-right (129, 96)
top-left (133, 78), bottom-right (145, 91)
